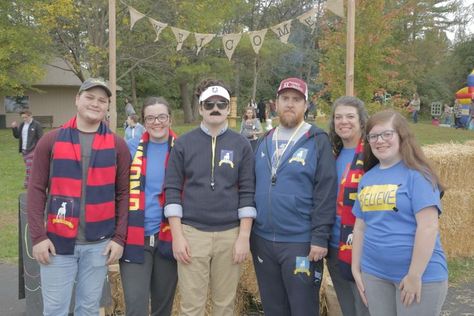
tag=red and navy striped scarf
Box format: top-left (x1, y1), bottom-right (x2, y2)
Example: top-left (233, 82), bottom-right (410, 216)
top-left (47, 116), bottom-right (116, 254)
top-left (122, 129), bottom-right (177, 263)
top-left (337, 139), bottom-right (364, 281)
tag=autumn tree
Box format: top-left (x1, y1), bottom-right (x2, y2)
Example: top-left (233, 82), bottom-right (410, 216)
top-left (0, 0), bottom-right (51, 95)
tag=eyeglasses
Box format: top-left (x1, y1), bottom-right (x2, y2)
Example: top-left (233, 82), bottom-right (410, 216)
top-left (366, 130), bottom-right (396, 143)
top-left (144, 114), bottom-right (169, 124)
top-left (202, 101), bottom-right (229, 111)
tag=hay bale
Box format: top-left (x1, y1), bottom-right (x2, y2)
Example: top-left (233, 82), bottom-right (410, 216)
top-left (423, 143), bottom-right (474, 191)
top-left (439, 189), bottom-right (474, 259)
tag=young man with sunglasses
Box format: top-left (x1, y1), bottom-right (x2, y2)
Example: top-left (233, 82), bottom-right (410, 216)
top-left (164, 79), bottom-right (256, 315)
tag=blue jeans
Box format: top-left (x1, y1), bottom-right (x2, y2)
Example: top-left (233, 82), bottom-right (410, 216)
top-left (412, 110), bottom-right (418, 123)
top-left (40, 240), bottom-right (109, 316)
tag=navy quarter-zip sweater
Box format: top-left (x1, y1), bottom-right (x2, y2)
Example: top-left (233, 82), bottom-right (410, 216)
top-left (253, 124), bottom-right (337, 248)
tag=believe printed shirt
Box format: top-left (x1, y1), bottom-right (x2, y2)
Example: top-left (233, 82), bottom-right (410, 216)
top-left (352, 161), bottom-right (448, 283)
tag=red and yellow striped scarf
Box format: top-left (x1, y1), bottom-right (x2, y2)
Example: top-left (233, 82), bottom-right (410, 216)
top-left (122, 129), bottom-right (177, 263)
top-left (337, 139), bottom-right (364, 281)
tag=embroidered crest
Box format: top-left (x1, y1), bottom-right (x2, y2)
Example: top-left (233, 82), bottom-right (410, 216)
top-left (294, 256), bottom-right (310, 276)
top-left (289, 148), bottom-right (307, 165)
top-left (52, 201), bottom-right (74, 229)
top-left (218, 150), bottom-right (234, 168)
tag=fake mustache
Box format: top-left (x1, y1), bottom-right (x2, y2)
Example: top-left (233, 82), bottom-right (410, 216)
top-left (210, 111), bottom-right (222, 116)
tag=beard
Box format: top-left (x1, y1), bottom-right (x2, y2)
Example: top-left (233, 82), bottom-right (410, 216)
top-left (279, 110), bottom-right (304, 128)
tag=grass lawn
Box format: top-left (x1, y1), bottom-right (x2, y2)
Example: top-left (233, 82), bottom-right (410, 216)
top-left (1, 118), bottom-right (473, 283)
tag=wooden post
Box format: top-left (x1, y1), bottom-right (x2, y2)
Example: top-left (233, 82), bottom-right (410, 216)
top-left (228, 96), bottom-right (238, 128)
top-left (108, 0), bottom-right (117, 131)
top-left (345, 0), bottom-right (355, 96)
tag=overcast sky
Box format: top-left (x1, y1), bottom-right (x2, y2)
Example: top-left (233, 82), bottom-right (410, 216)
top-left (446, 0), bottom-right (474, 41)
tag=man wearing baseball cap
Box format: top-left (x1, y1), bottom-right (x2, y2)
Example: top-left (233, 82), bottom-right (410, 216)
top-left (164, 78), bottom-right (256, 314)
top-left (251, 77), bottom-right (337, 315)
top-left (27, 77), bottom-right (130, 315)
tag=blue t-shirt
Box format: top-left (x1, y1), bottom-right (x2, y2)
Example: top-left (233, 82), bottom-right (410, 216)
top-left (352, 161), bottom-right (447, 283)
top-left (330, 147), bottom-right (355, 249)
top-left (144, 141), bottom-right (168, 236)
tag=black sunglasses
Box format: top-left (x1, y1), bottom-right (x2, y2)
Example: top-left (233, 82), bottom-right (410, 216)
top-left (202, 101), bottom-right (229, 111)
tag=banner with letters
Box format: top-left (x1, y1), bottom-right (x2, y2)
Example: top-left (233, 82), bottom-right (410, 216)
top-left (127, 0), bottom-right (344, 61)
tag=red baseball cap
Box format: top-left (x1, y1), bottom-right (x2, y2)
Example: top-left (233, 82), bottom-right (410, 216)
top-left (277, 77), bottom-right (308, 101)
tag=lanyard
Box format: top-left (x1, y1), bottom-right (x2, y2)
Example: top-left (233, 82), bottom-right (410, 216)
top-left (273, 121), bottom-right (305, 178)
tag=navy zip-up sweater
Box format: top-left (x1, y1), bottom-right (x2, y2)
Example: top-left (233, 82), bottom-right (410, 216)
top-left (164, 127), bottom-right (256, 232)
top-left (253, 125), bottom-right (337, 247)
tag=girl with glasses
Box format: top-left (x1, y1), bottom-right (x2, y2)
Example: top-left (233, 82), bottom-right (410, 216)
top-left (352, 110), bottom-right (447, 316)
top-left (120, 96), bottom-right (178, 316)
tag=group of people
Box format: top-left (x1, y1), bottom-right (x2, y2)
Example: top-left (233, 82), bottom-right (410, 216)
top-left (22, 76), bottom-right (448, 316)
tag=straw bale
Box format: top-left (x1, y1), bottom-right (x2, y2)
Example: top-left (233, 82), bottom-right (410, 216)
top-left (439, 189), bottom-right (474, 259)
top-left (422, 143), bottom-right (474, 191)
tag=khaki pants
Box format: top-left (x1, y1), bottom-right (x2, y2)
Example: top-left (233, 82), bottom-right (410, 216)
top-left (178, 225), bottom-right (241, 316)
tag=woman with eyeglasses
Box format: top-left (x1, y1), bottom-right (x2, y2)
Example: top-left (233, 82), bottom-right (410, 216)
top-left (120, 97), bottom-right (178, 316)
top-left (327, 96), bottom-right (370, 316)
top-left (351, 110), bottom-right (447, 316)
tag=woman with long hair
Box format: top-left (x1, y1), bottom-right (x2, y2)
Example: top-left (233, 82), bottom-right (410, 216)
top-left (120, 96), bottom-right (178, 316)
top-left (352, 110), bottom-right (447, 316)
top-left (240, 106), bottom-right (263, 149)
top-left (328, 96), bottom-right (370, 316)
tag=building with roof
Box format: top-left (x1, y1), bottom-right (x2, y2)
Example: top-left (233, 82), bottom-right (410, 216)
top-left (0, 58), bottom-right (82, 128)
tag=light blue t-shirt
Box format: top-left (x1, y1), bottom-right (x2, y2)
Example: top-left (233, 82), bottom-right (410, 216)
top-left (352, 161), bottom-right (447, 283)
top-left (330, 147), bottom-right (356, 249)
top-left (144, 141), bottom-right (168, 236)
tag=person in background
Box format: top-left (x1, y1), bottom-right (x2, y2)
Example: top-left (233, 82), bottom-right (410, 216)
top-left (124, 97), bottom-right (136, 128)
top-left (453, 100), bottom-right (463, 129)
top-left (268, 99), bottom-right (277, 118)
top-left (240, 107), bottom-right (263, 150)
top-left (120, 97), bottom-right (178, 316)
top-left (468, 98), bottom-right (474, 130)
top-left (441, 104), bottom-right (453, 126)
top-left (27, 78), bottom-right (130, 316)
top-left (251, 77), bottom-right (337, 316)
top-left (124, 114), bottom-right (145, 145)
top-left (409, 93), bottom-right (421, 124)
top-left (327, 96), bottom-right (370, 316)
top-left (11, 109), bottom-right (43, 188)
top-left (257, 98), bottom-right (267, 123)
top-left (164, 79), bottom-right (256, 315)
top-left (352, 110), bottom-right (447, 316)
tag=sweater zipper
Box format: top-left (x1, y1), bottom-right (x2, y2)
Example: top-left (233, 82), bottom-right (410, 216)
top-left (210, 136), bottom-right (216, 190)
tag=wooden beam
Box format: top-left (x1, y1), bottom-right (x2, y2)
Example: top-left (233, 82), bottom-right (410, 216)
top-left (345, 0), bottom-right (355, 96)
top-left (108, 0), bottom-right (117, 131)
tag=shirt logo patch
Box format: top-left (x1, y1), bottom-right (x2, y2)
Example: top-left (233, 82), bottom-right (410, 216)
top-left (289, 148), bottom-right (307, 166)
top-left (358, 184), bottom-right (398, 212)
top-left (294, 256), bottom-right (310, 276)
top-left (219, 150), bottom-right (234, 168)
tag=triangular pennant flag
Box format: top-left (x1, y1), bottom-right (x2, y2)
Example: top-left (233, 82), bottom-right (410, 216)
top-left (326, 0), bottom-right (345, 18)
top-left (222, 33), bottom-right (242, 61)
top-left (148, 18), bottom-right (168, 42)
top-left (271, 20), bottom-right (292, 44)
top-left (129, 6), bottom-right (145, 30)
top-left (297, 8), bottom-right (318, 31)
top-left (171, 27), bottom-right (191, 51)
top-left (248, 29), bottom-right (268, 55)
top-left (195, 33), bottom-right (216, 55)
